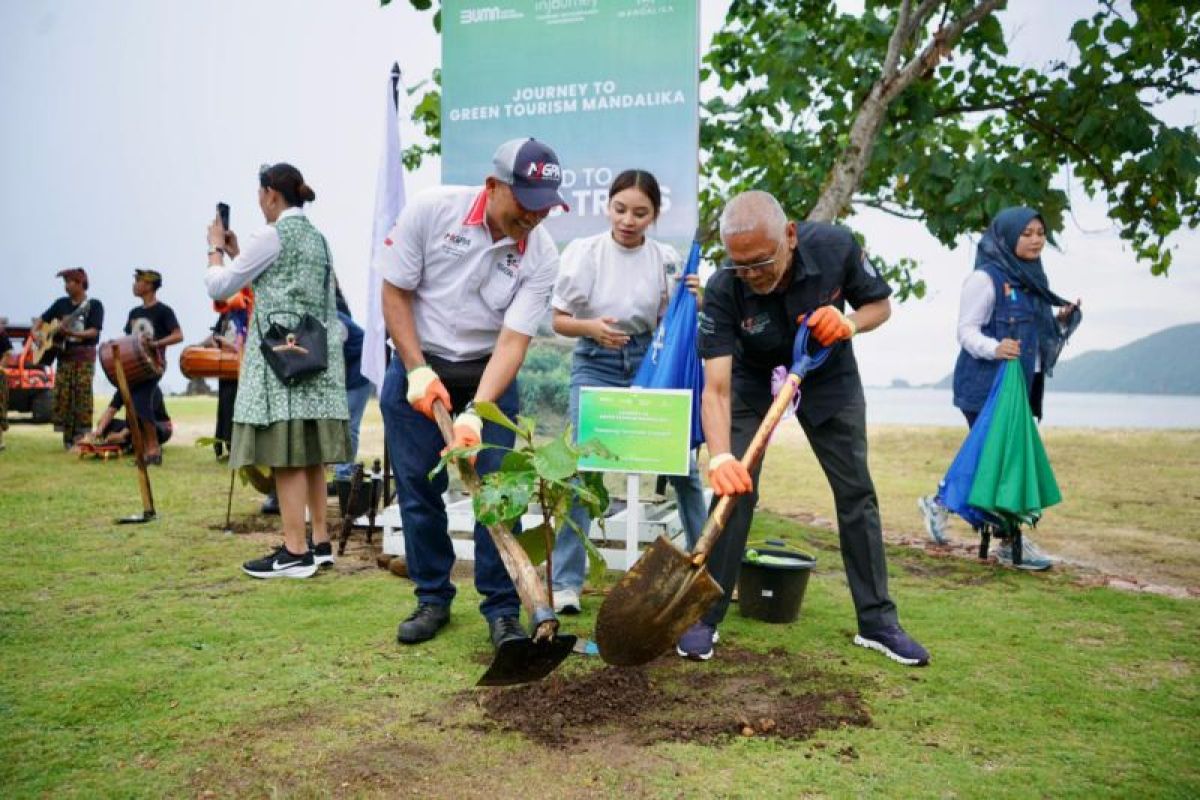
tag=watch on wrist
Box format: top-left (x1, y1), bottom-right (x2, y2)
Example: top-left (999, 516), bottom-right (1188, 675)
top-left (207, 245), bottom-right (224, 256)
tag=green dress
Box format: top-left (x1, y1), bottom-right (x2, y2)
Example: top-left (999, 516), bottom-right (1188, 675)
top-left (229, 214), bottom-right (350, 468)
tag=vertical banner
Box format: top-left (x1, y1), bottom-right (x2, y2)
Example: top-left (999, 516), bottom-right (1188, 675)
top-left (441, 1), bottom-right (700, 244)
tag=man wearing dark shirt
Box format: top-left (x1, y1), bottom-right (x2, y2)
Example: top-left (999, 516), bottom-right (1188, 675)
top-left (122, 269), bottom-right (183, 464)
top-left (40, 268), bottom-right (105, 448)
top-left (684, 190), bottom-right (929, 667)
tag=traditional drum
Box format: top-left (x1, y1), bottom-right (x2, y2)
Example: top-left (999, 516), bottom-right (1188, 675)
top-left (180, 345), bottom-right (240, 381)
top-left (99, 334), bottom-right (164, 388)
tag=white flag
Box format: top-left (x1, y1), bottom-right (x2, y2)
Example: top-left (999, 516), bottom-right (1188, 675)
top-left (362, 64), bottom-right (407, 389)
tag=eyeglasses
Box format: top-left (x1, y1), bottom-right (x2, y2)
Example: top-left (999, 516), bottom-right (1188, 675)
top-left (719, 239), bottom-right (785, 272)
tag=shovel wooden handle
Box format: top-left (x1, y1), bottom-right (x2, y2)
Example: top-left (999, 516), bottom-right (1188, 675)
top-left (433, 401), bottom-right (558, 642)
top-left (691, 373), bottom-right (801, 567)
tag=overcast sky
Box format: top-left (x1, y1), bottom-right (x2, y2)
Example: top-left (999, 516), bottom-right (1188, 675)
top-left (2, 0), bottom-right (1197, 392)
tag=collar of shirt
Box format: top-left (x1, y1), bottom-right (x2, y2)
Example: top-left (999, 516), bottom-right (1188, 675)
top-left (276, 207), bottom-right (305, 224)
top-left (460, 188), bottom-right (528, 255)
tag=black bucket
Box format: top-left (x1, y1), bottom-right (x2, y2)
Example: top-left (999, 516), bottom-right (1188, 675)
top-left (737, 543), bottom-right (816, 624)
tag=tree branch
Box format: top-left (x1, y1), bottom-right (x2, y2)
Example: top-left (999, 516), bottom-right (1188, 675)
top-left (882, 0), bottom-right (915, 79)
top-left (855, 197), bottom-right (928, 220)
top-left (1015, 109), bottom-right (1118, 190)
top-left (887, 0), bottom-right (1006, 102)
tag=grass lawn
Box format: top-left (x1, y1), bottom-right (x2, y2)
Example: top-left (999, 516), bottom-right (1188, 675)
top-left (1, 397), bottom-right (1196, 798)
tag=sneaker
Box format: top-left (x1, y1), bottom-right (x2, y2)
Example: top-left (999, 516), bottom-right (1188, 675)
top-left (260, 493), bottom-right (280, 515)
top-left (242, 545), bottom-right (317, 579)
top-left (396, 603), bottom-right (450, 644)
top-left (854, 624), bottom-right (930, 666)
top-left (917, 495), bottom-right (950, 545)
top-left (310, 539), bottom-right (335, 569)
top-left (553, 588), bottom-right (582, 615)
top-left (996, 536), bottom-right (1053, 571)
top-left (488, 615), bottom-right (529, 649)
top-left (676, 621), bottom-right (719, 661)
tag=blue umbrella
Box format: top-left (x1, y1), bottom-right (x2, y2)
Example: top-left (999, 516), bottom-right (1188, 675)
top-left (633, 233), bottom-right (705, 449)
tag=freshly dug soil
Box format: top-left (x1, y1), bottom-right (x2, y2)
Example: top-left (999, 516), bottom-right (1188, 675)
top-left (474, 645), bottom-right (871, 746)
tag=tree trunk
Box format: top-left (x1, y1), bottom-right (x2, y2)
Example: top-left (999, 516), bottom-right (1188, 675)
top-left (809, 89), bottom-right (891, 222)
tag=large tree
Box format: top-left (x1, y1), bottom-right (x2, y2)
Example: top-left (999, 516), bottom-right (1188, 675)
top-left (387, 0), bottom-right (1199, 294)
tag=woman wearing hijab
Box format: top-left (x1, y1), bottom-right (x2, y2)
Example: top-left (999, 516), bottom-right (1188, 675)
top-left (918, 206), bottom-right (1081, 569)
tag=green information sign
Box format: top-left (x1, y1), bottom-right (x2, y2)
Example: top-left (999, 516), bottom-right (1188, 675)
top-left (576, 387), bottom-right (692, 475)
top-left (441, 0), bottom-right (700, 245)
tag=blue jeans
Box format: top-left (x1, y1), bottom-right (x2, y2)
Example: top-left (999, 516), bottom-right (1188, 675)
top-left (550, 335), bottom-right (707, 592)
top-left (334, 381), bottom-right (372, 481)
top-left (380, 358), bottom-right (521, 621)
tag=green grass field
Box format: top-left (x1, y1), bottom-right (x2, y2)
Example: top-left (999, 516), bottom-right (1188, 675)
top-left (1, 397), bottom-right (1196, 798)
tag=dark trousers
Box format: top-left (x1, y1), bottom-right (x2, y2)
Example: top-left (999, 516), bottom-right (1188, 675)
top-left (702, 393), bottom-right (898, 633)
top-left (380, 357), bottom-right (521, 622)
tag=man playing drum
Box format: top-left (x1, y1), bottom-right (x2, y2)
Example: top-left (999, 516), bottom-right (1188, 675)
top-left (117, 269), bottom-right (182, 465)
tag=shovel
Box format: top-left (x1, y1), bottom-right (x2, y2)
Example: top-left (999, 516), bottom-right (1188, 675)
top-left (594, 325), bottom-right (830, 666)
top-left (432, 401), bottom-right (576, 686)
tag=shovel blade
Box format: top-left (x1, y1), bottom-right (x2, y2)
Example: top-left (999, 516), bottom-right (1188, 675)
top-left (594, 536), bottom-right (724, 667)
top-left (116, 511), bottom-right (156, 525)
top-left (476, 634), bottom-right (578, 687)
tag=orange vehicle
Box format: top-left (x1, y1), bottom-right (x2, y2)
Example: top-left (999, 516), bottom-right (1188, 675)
top-left (2, 324), bottom-right (55, 423)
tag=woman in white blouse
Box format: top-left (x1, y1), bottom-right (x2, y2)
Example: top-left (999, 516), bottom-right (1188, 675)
top-left (549, 169), bottom-right (707, 612)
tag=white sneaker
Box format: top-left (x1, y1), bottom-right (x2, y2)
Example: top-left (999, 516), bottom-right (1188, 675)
top-left (917, 495), bottom-right (950, 545)
top-left (553, 588), bottom-right (582, 614)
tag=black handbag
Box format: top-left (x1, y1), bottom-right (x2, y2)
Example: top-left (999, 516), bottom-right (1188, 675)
top-left (257, 240), bottom-right (332, 386)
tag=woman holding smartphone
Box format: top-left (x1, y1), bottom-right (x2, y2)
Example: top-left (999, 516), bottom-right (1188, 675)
top-left (204, 163), bottom-right (350, 579)
top-left (549, 169), bottom-right (707, 613)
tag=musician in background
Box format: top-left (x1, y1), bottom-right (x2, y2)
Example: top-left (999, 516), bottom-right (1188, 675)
top-left (89, 387), bottom-right (174, 454)
top-left (202, 287), bottom-right (253, 460)
top-left (123, 269), bottom-right (182, 465)
top-left (39, 268), bottom-right (104, 449)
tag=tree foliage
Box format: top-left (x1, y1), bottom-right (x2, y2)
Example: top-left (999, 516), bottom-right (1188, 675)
top-left (704, 0), bottom-right (1199, 282)
top-left (384, 0), bottom-right (1199, 285)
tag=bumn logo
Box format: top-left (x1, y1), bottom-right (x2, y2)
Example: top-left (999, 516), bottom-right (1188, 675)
top-left (460, 7), bottom-right (502, 25)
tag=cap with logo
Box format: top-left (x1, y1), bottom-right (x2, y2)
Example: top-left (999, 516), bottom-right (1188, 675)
top-left (492, 138), bottom-right (570, 212)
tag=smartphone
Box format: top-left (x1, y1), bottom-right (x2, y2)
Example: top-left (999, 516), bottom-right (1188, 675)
top-left (217, 202), bottom-right (231, 231)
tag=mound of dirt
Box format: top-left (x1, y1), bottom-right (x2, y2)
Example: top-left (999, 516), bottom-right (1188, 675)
top-left (474, 645), bottom-right (871, 746)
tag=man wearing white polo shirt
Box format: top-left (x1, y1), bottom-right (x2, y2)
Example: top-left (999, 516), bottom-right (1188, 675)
top-left (376, 138), bottom-right (567, 649)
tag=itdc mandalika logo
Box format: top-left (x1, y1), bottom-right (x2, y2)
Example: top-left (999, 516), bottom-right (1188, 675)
top-left (459, 6), bottom-right (524, 25)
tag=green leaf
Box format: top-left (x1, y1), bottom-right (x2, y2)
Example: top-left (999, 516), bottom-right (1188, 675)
top-left (473, 401), bottom-right (524, 438)
top-left (530, 433), bottom-right (578, 481)
top-left (515, 522), bottom-right (552, 565)
top-left (473, 471), bottom-right (533, 526)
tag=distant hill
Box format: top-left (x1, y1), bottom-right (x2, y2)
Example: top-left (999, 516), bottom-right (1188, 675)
top-left (931, 323), bottom-right (1200, 395)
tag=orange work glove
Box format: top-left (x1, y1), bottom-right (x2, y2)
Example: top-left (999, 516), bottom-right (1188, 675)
top-left (406, 365), bottom-right (452, 422)
top-left (707, 452), bottom-right (753, 497)
top-left (441, 407), bottom-right (483, 466)
top-left (801, 305), bottom-right (857, 346)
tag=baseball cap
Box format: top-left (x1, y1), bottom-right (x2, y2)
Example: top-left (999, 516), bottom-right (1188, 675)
top-left (56, 268), bottom-right (89, 289)
top-left (134, 268), bottom-right (163, 288)
top-left (492, 138), bottom-right (569, 212)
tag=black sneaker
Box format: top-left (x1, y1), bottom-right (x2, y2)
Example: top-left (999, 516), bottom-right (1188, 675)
top-left (311, 539), bottom-right (335, 569)
top-left (242, 545), bottom-right (317, 579)
top-left (488, 615), bottom-right (529, 649)
top-left (260, 493), bottom-right (280, 515)
top-left (397, 603), bottom-right (451, 644)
